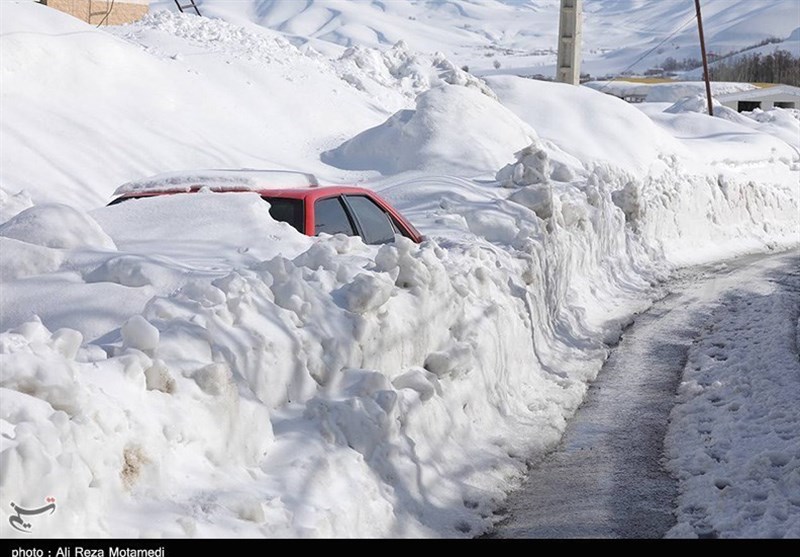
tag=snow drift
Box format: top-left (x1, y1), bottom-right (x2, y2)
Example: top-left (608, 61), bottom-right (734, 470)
top-left (322, 85), bottom-right (536, 176)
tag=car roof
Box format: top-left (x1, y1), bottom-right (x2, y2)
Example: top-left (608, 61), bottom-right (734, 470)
top-left (111, 169), bottom-right (392, 203)
top-left (113, 169), bottom-right (320, 197)
top-left (112, 185), bottom-right (381, 202)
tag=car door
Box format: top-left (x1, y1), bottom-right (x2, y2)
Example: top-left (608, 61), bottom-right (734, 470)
top-left (341, 195), bottom-right (398, 245)
top-left (313, 195), bottom-right (357, 237)
top-left (313, 193), bottom-right (413, 244)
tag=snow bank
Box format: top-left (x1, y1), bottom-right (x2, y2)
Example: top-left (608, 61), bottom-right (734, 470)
top-left (4, 133), bottom-right (687, 536)
top-left (489, 76), bottom-right (799, 265)
top-left (746, 107), bottom-right (800, 151)
top-left (0, 204), bottom-right (115, 250)
top-left (488, 137), bottom-right (798, 269)
top-left (2, 205), bottom-right (653, 536)
top-left (487, 76), bottom-right (683, 173)
top-left (128, 8), bottom-right (304, 64)
top-left (496, 141), bottom-right (576, 190)
top-left (663, 95), bottom-right (752, 126)
top-left (0, 317), bottom-right (275, 537)
top-left (322, 85), bottom-right (536, 176)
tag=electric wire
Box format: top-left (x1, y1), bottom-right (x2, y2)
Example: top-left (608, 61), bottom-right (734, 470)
top-left (597, 11), bottom-right (699, 93)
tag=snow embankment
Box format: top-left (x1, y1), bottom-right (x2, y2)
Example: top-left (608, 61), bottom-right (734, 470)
top-left (2, 172), bottom-right (660, 536)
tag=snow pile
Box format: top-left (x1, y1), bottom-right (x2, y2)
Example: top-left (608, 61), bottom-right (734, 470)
top-left (334, 41), bottom-right (496, 104)
top-left (495, 140), bottom-right (576, 189)
top-left (750, 106), bottom-right (800, 126)
top-left (0, 204), bottom-right (115, 250)
top-left (1, 317), bottom-right (276, 537)
top-left (663, 95), bottom-right (752, 125)
top-left (0, 188), bottom-right (33, 223)
top-left (0, 239), bottom-right (64, 282)
top-left (598, 155), bottom-right (799, 265)
top-left (487, 76), bottom-right (683, 173)
top-left (487, 76), bottom-right (798, 264)
top-left (93, 192), bottom-right (313, 270)
top-left (740, 107), bottom-right (800, 152)
top-left (488, 139), bottom-right (797, 268)
top-left (115, 9), bottom-right (306, 66)
top-left (0, 193), bottom-right (314, 343)
top-left (322, 85), bottom-right (536, 176)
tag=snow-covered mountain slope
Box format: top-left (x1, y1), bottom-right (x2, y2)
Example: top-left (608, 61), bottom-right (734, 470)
top-left (183, 0), bottom-right (800, 77)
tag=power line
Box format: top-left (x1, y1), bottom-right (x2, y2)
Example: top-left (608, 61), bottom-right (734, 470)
top-left (597, 11), bottom-right (698, 93)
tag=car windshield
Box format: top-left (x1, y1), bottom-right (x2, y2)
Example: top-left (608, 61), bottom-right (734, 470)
top-left (262, 197), bottom-right (304, 234)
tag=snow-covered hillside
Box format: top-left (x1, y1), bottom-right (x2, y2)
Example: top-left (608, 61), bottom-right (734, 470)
top-left (184, 0), bottom-right (800, 77)
top-left (1, 0), bottom-right (798, 539)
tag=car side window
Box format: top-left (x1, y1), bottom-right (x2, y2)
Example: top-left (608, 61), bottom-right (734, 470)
top-left (344, 195), bottom-right (396, 245)
top-left (314, 196), bottom-right (355, 236)
top-left (262, 197), bottom-right (305, 234)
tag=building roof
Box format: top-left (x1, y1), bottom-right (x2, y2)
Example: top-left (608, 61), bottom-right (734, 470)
top-left (716, 84), bottom-right (800, 102)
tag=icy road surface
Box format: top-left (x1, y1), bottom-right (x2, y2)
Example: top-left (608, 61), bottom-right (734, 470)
top-left (487, 249), bottom-right (800, 539)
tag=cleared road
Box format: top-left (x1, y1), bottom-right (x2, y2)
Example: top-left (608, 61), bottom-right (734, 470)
top-left (486, 249), bottom-right (800, 539)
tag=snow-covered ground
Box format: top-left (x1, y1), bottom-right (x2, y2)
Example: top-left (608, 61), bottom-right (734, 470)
top-left (665, 253), bottom-right (800, 539)
top-left (1, 0), bottom-right (799, 539)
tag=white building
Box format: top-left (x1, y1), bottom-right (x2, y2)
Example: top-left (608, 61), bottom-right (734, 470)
top-left (716, 84), bottom-right (800, 112)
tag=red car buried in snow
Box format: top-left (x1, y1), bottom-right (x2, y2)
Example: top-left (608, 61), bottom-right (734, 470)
top-left (108, 170), bottom-right (423, 245)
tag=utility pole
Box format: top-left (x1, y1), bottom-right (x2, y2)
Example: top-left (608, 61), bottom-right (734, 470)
top-left (695, 0), bottom-right (714, 116)
top-left (556, 0), bottom-right (583, 85)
